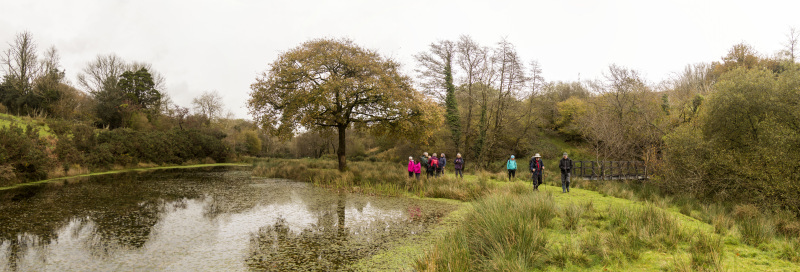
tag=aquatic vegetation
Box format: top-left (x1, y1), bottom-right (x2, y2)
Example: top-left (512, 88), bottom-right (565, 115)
top-left (0, 167), bottom-right (458, 271)
top-left (253, 158), bottom-right (494, 201)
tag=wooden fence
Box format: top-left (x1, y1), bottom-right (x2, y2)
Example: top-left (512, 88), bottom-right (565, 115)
top-left (572, 161), bottom-right (648, 180)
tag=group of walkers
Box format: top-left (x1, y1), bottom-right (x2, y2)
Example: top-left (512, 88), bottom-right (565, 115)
top-left (407, 152), bottom-right (465, 179)
top-left (408, 151), bottom-right (574, 193)
top-left (506, 152), bottom-right (573, 193)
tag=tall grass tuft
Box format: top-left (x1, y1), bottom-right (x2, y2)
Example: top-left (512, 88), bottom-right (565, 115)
top-left (508, 181), bottom-right (530, 195)
top-left (548, 238), bottom-right (589, 268)
top-left (712, 214), bottom-right (734, 235)
top-left (737, 216), bottom-right (774, 247)
top-left (578, 232), bottom-right (608, 261)
top-left (607, 203), bottom-right (684, 252)
top-left (778, 237), bottom-right (800, 262)
top-left (732, 204), bottom-right (774, 247)
top-left (773, 210), bottom-right (800, 238)
top-left (690, 232), bottom-right (724, 271)
top-left (562, 203), bottom-right (585, 231)
top-left (665, 256), bottom-right (694, 272)
top-left (414, 227), bottom-right (472, 271)
top-left (416, 192), bottom-right (555, 271)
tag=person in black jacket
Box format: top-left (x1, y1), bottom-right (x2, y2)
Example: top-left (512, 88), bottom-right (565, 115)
top-left (438, 153), bottom-right (446, 177)
top-left (559, 152), bottom-right (573, 193)
top-left (453, 153), bottom-right (464, 179)
top-left (420, 152), bottom-right (429, 177)
top-left (529, 153), bottom-right (544, 191)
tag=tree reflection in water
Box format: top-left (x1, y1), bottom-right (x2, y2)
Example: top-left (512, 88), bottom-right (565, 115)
top-left (0, 168), bottom-right (456, 271)
top-left (246, 192), bottom-right (427, 271)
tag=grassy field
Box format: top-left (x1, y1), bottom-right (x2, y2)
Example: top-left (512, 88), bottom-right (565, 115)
top-left (413, 179), bottom-right (800, 271)
top-left (251, 158), bottom-right (800, 271)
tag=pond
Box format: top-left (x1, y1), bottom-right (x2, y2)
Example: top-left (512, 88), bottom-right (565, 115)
top-left (0, 167), bottom-right (457, 271)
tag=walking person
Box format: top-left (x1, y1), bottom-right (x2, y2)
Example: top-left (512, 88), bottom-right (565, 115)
top-left (453, 153), bottom-right (464, 179)
top-left (413, 159), bottom-right (421, 180)
top-left (420, 152), bottom-right (429, 178)
top-left (428, 153), bottom-right (439, 178)
top-left (506, 155), bottom-right (517, 181)
top-left (408, 157), bottom-right (415, 178)
top-left (439, 154), bottom-right (446, 177)
top-left (559, 152), bottom-right (573, 193)
top-left (529, 153), bottom-right (544, 191)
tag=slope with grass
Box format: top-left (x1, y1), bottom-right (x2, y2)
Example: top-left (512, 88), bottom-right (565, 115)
top-left (415, 180), bottom-right (800, 271)
top-left (0, 112), bottom-right (54, 139)
top-left (251, 157), bottom-right (800, 271)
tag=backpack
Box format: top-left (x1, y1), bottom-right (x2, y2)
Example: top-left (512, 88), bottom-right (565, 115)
top-left (430, 158), bottom-right (439, 168)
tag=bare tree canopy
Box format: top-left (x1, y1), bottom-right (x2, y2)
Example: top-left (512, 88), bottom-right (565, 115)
top-left (77, 54), bottom-right (127, 94)
top-left (192, 90), bottom-right (224, 121)
top-left (1, 31), bottom-right (38, 94)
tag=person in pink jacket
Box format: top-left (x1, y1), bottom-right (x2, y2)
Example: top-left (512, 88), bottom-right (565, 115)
top-left (408, 156), bottom-right (415, 178)
top-left (413, 159), bottom-right (421, 180)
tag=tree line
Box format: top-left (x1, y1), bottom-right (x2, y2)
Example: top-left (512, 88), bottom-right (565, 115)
top-left (4, 29), bottom-right (798, 212)
top-left (0, 31), bottom-right (265, 185)
top-left (250, 32), bottom-right (800, 212)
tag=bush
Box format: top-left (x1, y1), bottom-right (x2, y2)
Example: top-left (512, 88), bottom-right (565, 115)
top-left (659, 67), bottom-right (800, 213)
top-left (0, 124), bottom-right (51, 182)
top-left (86, 128), bottom-right (231, 170)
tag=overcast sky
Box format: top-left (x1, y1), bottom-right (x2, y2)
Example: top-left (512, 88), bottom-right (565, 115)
top-left (1, 0), bottom-right (798, 119)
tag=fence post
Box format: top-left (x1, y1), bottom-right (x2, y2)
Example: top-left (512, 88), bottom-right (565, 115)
top-left (602, 161), bottom-right (606, 180)
top-left (627, 161), bottom-right (631, 179)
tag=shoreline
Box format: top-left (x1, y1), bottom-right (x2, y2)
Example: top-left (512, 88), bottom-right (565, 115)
top-left (0, 163), bottom-right (251, 191)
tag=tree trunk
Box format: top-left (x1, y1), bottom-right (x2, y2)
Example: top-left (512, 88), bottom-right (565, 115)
top-left (337, 124), bottom-right (347, 171)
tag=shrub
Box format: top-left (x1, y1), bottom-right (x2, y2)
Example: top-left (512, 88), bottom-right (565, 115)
top-left (0, 124), bottom-right (51, 182)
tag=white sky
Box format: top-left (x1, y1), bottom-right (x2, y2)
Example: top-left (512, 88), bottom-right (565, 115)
top-left (1, 0), bottom-right (798, 119)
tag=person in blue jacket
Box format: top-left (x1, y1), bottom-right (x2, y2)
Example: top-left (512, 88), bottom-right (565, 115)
top-left (506, 155), bottom-right (517, 181)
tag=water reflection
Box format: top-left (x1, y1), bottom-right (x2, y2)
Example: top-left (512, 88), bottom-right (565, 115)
top-left (0, 168), bottom-right (454, 271)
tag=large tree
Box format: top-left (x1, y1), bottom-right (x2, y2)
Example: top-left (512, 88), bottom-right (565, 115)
top-left (249, 38), bottom-right (435, 171)
top-left (1, 31), bottom-right (38, 96)
top-left (1, 32), bottom-right (66, 115)
top-left (118, 68), bottom-right (161, 111)
top-left (415, 40), bottom-right (462, 152)
top-left (77, 54), bottom-right (127, 95)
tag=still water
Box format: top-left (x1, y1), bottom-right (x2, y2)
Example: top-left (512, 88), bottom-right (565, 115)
top-left (0, 167), bottom-right (456, 271)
